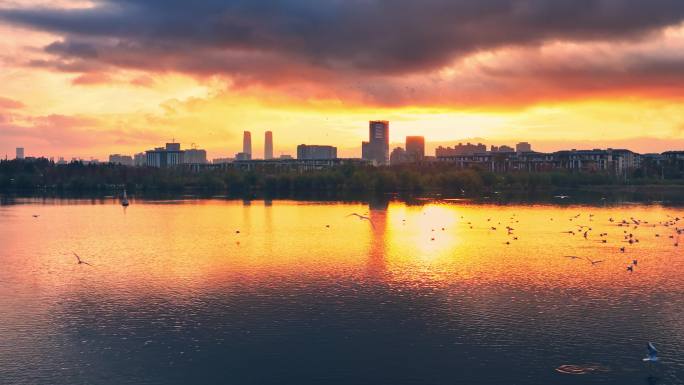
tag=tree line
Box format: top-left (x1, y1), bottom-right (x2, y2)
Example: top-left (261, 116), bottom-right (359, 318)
top-left (1, 158), bottom-right (683, 195)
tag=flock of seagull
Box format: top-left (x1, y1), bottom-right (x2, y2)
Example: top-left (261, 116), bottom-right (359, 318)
top-left (341, 208), bottom-right (683, 275)
top-left (339, 206), bottom-right (676, 369)
top-left (32, 203), bottom-right (676, 371)
top-left (557, 213), bottom-right (681, 272)
top-left (40, 206), bottom-right (682, 282)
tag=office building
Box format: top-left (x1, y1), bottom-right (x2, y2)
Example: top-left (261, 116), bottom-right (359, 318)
top-left (184, 149), bottom-right (208, 164)
top-left (145, 142), bottom-right (185, 168)
top-left (243, 131), bottom-right (252, 156)
top-left (405, 136), bottom-right (425, 161)
top-left (264, 131), bottom-right (274, 160)
top-left (235, 152), bottom-right (251, 161)
top-left (362, 121), bottom-right (389, 165)
top-left (361, 141), bottom-right (370, 160)
top-left (16, 147), bottom-right (24, 160)
top-left (516, 142), bottom-right (532, 153)
top-left (297, 145), bottom-right (337, 160)
top-left (109, 154), bottom-right (134, 166)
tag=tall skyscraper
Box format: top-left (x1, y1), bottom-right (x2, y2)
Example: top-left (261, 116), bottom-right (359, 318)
top-left (264, 131), bottom-right (273, 160)
top-left (405, 136), bottom-right (425, 161)
top-left (363, 121), bottom-right (389, 165)
top-left (243, 131), bottom-right (252, 156)
top-left (16, 147), bottom-right (24, 160)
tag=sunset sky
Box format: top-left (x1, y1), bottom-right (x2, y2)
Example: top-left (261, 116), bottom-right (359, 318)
top-left (2, 0), bottom-right (684, 160)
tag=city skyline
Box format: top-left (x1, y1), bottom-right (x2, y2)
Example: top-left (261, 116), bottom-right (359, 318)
top-left (8, 131), bottom-right (684, 164)
top-left (3, 2), bottom-right (684, 159)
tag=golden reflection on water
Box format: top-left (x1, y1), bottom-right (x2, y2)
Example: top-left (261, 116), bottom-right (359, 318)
top-left (1, 198), bottom-right (682, 296)
top-left (3, 198), bottom-right (684, 385)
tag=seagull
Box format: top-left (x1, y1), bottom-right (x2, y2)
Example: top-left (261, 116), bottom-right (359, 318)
top-left (585, 257), bottom-right (604, 266)
top-left (32, 214), bottom-right (39, 218)
top-left (73, 252), bottom-right (92, 266)
top-left (563, 255), bottom-right (581, 260)
top-left (643, 342), bottom-right (659, 363)
top-left (627, 265), bottom-right (633, 272)
top-left (554, 195), bottom-right (570, 199)
top-left (347, 213), bottom-right (375, 228)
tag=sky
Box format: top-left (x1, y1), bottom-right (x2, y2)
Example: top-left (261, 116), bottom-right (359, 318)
top-left (2, 0), bottom-right (684, 160)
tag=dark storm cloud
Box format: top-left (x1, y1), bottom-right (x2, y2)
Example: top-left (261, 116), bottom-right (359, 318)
top-left (2, 0), bottom-right (684, 75)
top-left (45, 40), bottom-right (99, 58)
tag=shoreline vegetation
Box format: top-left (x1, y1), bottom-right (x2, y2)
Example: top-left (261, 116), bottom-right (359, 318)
top-left (2, 158), bottom-right (684, 197)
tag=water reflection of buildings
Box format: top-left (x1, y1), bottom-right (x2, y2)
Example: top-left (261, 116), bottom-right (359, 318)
top-left (366, 198), bottom-right (389, 278)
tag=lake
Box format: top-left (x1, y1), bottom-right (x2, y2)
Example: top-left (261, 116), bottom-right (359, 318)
top-left (1, 197), bottom-right (683, 384)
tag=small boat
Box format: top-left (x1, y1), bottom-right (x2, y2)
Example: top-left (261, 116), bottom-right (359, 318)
top-left (121, 189), bottom-right (129, 207)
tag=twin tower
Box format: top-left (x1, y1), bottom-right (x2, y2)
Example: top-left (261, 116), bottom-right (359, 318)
top-left (242, 131), bottom-right (273, 160)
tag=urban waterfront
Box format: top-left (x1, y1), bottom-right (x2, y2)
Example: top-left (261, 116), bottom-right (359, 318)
top-left (1, 197), bottom-right (683, 384)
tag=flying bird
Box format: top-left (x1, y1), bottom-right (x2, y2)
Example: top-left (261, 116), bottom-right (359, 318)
top-left (585, 257), bottom-right (604, 266)
top-left (347, 213), bottom-right (375, 228)
top-left (72, 252), bottom-right (92, 266)
top-left (643, 342), bottom-right (659, 363)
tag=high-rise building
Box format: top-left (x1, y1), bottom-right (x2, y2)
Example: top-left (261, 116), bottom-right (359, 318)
top-left (145, 142), bottom-right (185, 168)
top-left (243, 131), bottom-right (252, 156)
top-left (264, 131), bottom-right (273, 160)
top-left (405, 136), bottom-right (425, 162)
top-left (297, 145), bottom-right (337, 159)
top-left (16, 147), bottom-right (24, 160)
top-left (516, 142), bottom-right (532, 153)
top-left (363, 121), bottom-right (389, 165)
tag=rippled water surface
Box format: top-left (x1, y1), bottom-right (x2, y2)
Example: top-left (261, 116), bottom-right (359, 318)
top-left (1, 198), bottom-right (684, 384)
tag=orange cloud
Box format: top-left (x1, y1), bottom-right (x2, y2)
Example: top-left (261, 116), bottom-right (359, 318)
top-left (0, 96), bottom-right (25, 109)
